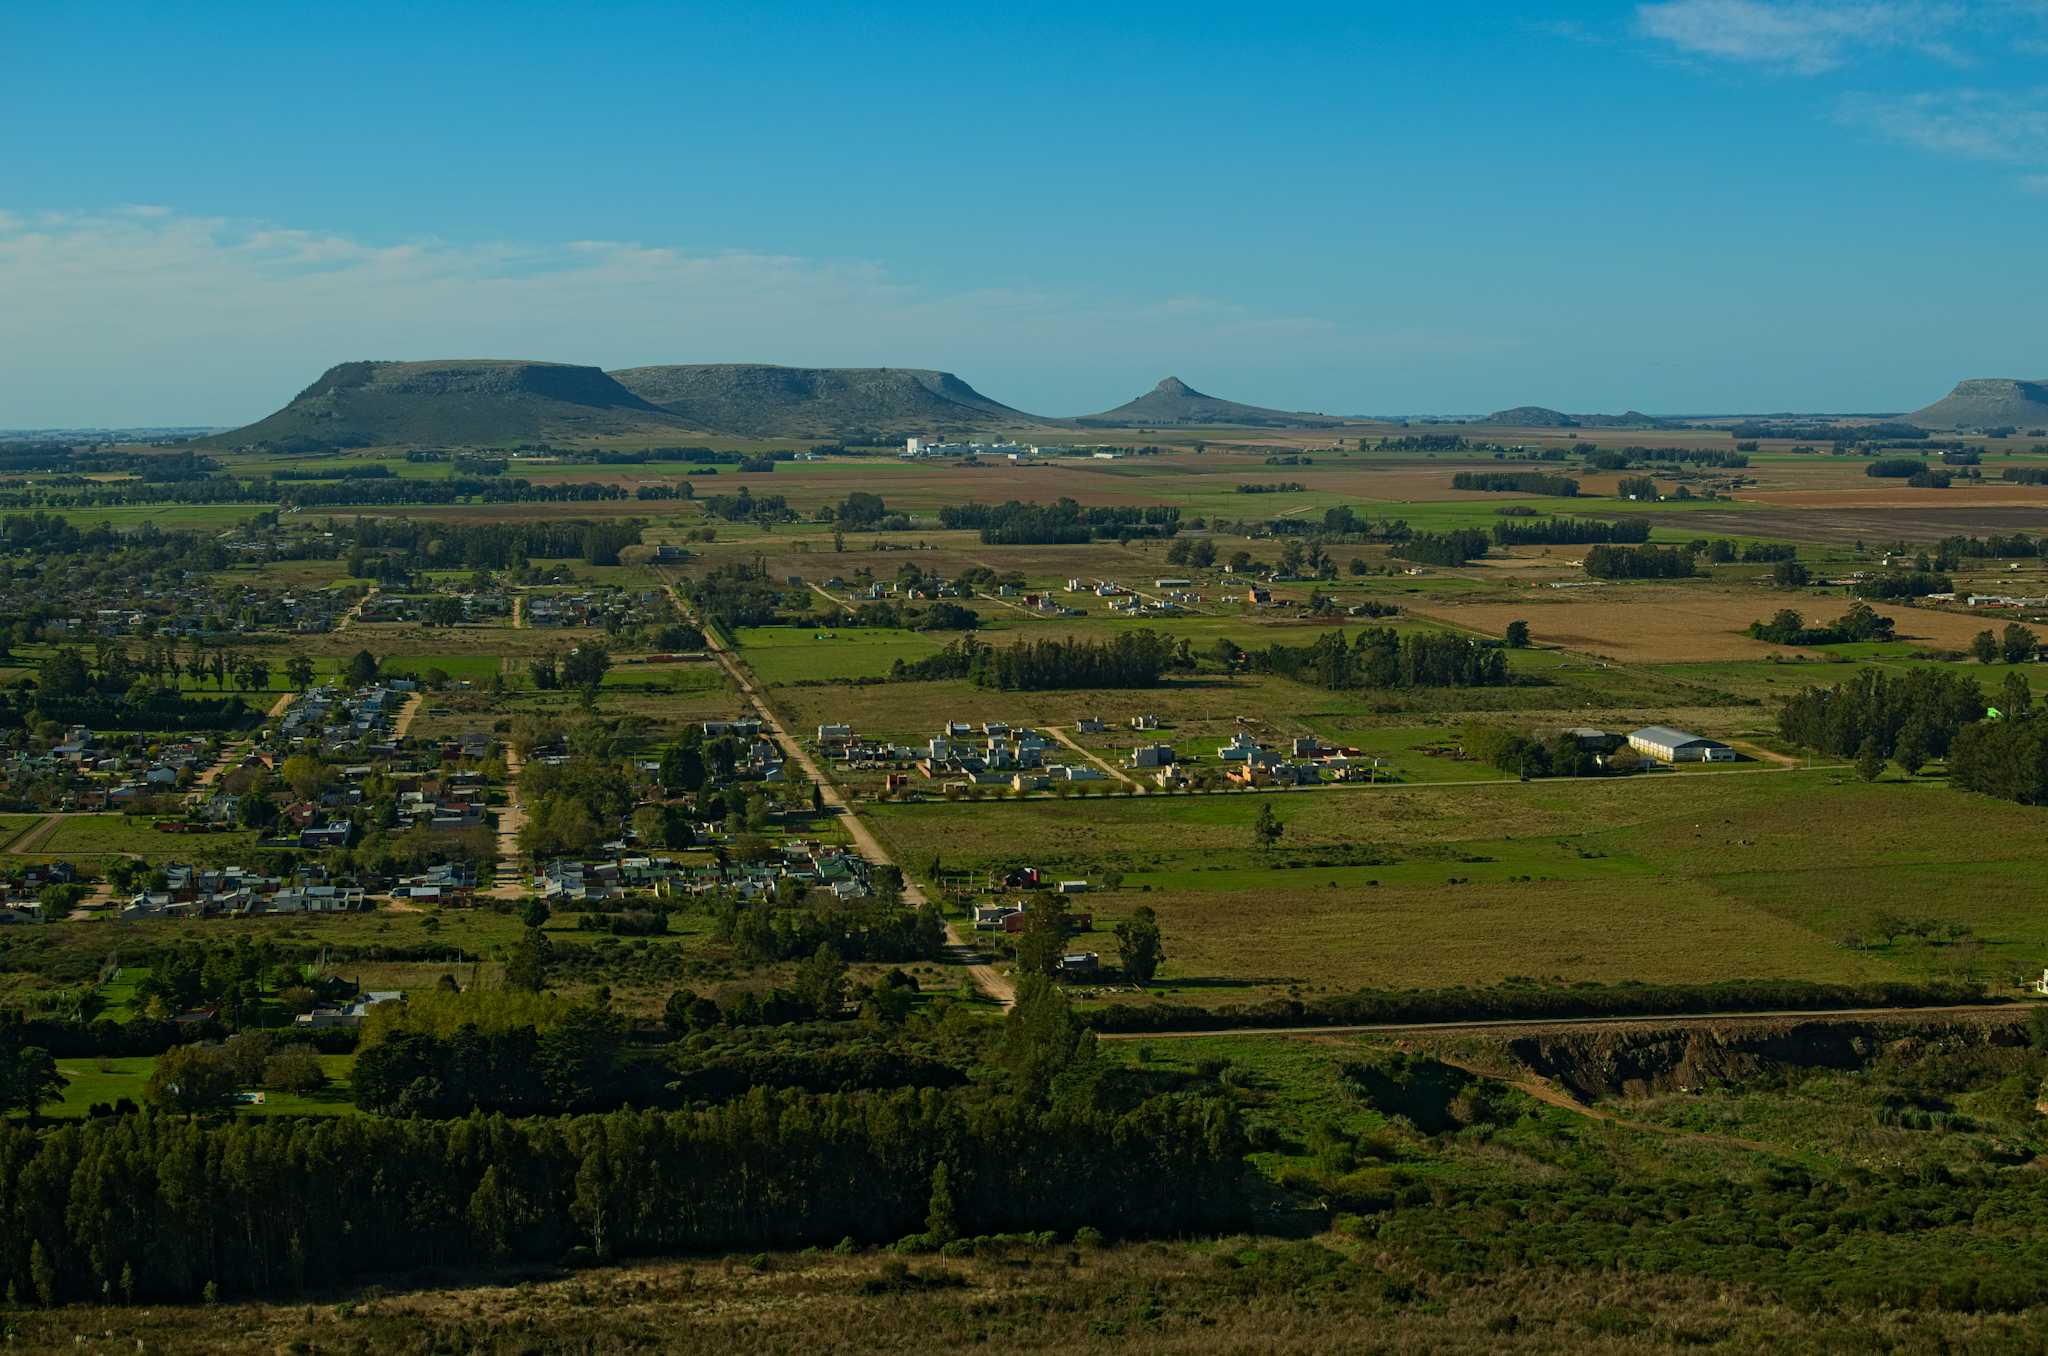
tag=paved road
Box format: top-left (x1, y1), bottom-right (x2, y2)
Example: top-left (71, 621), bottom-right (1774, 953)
top-left (658, 573), bottom-right (1015, 1006)
top-left (1093, 1002), bottom-right (2019, 1041)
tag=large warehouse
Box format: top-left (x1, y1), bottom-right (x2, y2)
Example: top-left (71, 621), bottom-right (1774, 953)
top-left (1628, 725), bottom-right (1735, 763)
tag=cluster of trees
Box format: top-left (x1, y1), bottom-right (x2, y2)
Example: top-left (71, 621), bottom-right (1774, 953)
top-left (351, 1004), bottom-right (630, 1116)
top-left (1583, 544), bottom-right (1696, 579)
top-left (1246, 628), bottom-right (1509, 690)
top-left (1450, 472), bottom-right (1579, 496)
top-left (2002, 467), bottom-right (2048, 486)
top-left (687, 561), bottom-right (791, 629)
top-left (891, 633), bottom-right (1178, 690)
top-left (1392, 530), bottom-right (1489, 566)
top-left (701, 487), bottom-right (795, 525)
top-left (1850, 570), bottom-right (1952, 600)
top-left (1931, 533), bottom-right (2040, 563)
top-left (1969, 624), bottom-right (2039, 666)
top-left (1776, 668), bottom-right (1986, 766)
top-left (526, 643), bottom-right (613, 692)
top-left (1162, 536), bottom-right (1218, 568)
top-left (830, 492), bottom-right (905, 531)
top-left (1490, 517), bottom-right (1648, 546)
top-left (1747, 602), bottom-right (1896, 646)
top-left (1460, 726), bottom-right (1616, 779)
top-left (1950, 705), bottom-right (2048, 804)
top-left (1866, 458), bottom-right (1931, 479)
top-left (717, 898), bottom-right (946, 965)
top-left (936, 500), bottom-right (1180, 545)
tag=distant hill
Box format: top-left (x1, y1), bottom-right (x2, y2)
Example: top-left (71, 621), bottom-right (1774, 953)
top-left (1485, 406), bottom-right (1578, 427)
top-left (203, 360), bottom-right (695, 450)
top-left (1075, 377), bottom-right (1347, 428)
top-left (1909, 378), bottom-right (2048, 430)
top-left (610, 364), bottom-right (1042, 437)
top-left (1482, 406), bottom-right (1672, 429)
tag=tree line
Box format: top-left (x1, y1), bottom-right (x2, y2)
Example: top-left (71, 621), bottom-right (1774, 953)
top-left (936, 500), bottom-right (1180, 545)
top-left (0, 1085), bottom-right (1246, 1303)
top-left (1245, 628), bottom-right (1508, 690)
top-left (1490, 517), bottom-right (1649, 546)
top-left (1450, 472), bottom-right (1580, 496)
top-left (891, 633), bottom-right (1178, 690)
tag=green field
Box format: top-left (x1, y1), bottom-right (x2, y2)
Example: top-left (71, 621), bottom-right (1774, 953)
top-left (874, 766), bottom-right (2040, 1005)
top-left (44, 1052), bottom-right (358, 1118)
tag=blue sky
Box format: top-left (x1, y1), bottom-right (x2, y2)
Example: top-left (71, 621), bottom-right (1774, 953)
top-left (2, 0), bottom-right (2045, 425)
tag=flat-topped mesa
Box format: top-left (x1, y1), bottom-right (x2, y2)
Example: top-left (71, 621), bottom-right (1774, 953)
top-left (1909, 377), bottom-right (2048, 430)
top-left (204, 359), bottom-right (689, 450)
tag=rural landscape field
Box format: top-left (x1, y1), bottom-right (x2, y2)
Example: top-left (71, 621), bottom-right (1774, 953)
top-left (12, 2), bottom-right (2048, 1350)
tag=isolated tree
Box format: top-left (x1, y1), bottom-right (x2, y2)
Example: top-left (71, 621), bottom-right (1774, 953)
top-left (925, 1161), bottom-right (960, 1244)
top-left (1002, 974), bottom-right (1090, 1103)
top-left (1972, 629), bottom-right (2000, 664)
top-left (1252, 801), bottom-right (1285, 852)
top-left (1114, 905), bottom-right (1166, 986)
top-left (285, 655), bottom-right (316, 691)
top-left (504, 926), bottom-right (553, 992)
top-left (2002, 623), bottom-right (2039, 665)
top-left (1504, 620), bottom-right (1530, 649)
top-left (1894, 719), bottom-right (1930, 776)
top-left (0, 1011), bottom-right (65, 1119)
top-left (343, 648), bottom-right (379, 686)
top-left (796, 943), bottom-right (848, 1017)
top-left (528, 653), bottom-right (560, 690)
top-left (2001, 670), bottom-right (2034, 722)
top-left (1012, 894), bottom-right (1073, 979)
top-left (38, 648), bottom-right (91, 699)
top-left (562, 643), bottom-right (612, 689)
top-left (1771, 559), bottom-right (1810, 588)
top-left (1854, 735), bottom-right (1885, 783)
top-left (143, 1044), bottom-right (237, 1113)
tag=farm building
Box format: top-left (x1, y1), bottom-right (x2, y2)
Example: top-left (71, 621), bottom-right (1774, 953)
top-left (1628, 726), bottom-right (1734, 763)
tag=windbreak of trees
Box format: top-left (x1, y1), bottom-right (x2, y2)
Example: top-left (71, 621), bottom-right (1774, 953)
top-left (1776, 668), bottom-right (1985, 761)
top-left (1246, 628), bottom-right (1508, 690)
top-left (0, 1088), bottom-right (1247, 1303)
top-left (717, 899), bottom-right (946, 965)
top-left (1583, 544), bottom-right (1696, 579)
top-left (1581, 446), bottom-right (1749, 470)
top-left (1461, 725), bottom-right (1612, 778)
top-left (892, 633), bottom-right (1176, 690)
top-left (1391, 530), bottom-right (1489, 566)
top-left (1450, 472), bottom-right (1579, 496)
top-left (1866, 458), bottom-right (1930, 479)
top-left (937, 500), bottom-right (1180, 545)
top-left (1490, 517), bottom-right (1649, 546)
top-left (1932, 533), bottom-right (2040, 564)
top-left (2003, 468), bottom-right (2048, 486)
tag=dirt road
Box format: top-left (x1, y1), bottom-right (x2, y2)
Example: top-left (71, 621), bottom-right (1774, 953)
top-left (659, 572), bottom-right (1014, 1005)
top-left (485, 745), bottom-right (528, 901)
top-left (1047, 726), bottom-right (1143, 791)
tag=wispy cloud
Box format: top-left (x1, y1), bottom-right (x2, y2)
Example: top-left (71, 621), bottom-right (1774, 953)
top-left (0, 207), bottom-right (1506, 426)
top-left (1635, 1), bottom-right (1965, 73)
top-left (1836, 88), bottom-right (2048, 159)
